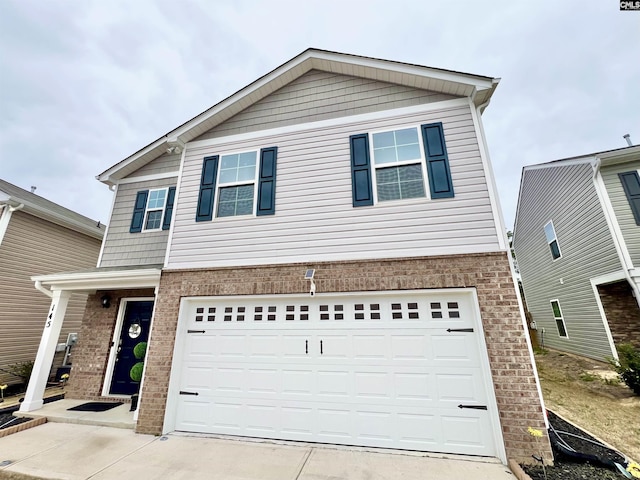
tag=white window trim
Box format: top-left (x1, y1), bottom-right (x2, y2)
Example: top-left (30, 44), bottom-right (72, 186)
top-left (215, 149), bottom-right (260, 219)
top-left (143, 188), bottom-right (168, 232)
top-left (544, 220), bottom-right (562, 261)
top-left (368, 124), bottom-right (430, 204)
top-left (550, 299), bottom-right (569, 338)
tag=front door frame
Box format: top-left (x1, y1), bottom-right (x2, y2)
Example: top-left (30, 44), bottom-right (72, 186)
top-left (102, 297), bottom-right (155, 397)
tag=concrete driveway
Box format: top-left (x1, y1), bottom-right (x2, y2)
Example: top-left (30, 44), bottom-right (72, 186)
top-left (0, 423), bottom-right (516, 480)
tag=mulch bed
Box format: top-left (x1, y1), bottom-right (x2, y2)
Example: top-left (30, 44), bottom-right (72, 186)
top-left (0, 414), bottom-right (31, 430)
top-left (522, 411), bottom-right (629, 480)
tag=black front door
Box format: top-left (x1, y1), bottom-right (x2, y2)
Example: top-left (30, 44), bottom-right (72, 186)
top-left (109, 301), bottom-right (154, 395)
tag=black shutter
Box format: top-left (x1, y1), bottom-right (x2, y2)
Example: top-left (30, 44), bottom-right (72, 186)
top-left (421, 123), bottom-right (454, 199)
top-left (257, 147), bottom-right (277, 216)
top-left (619, 171), bottom-right (640, 225)
top-left (196, 156), bottom-right (218, 222)
top-left (162, 186), bottom-right (176, 230)
top-left (350, 134), bottom-right (373, 207)
top-left (129, 190), bottom-right (148, 233)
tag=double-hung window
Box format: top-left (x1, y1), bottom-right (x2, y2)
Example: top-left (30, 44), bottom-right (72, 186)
top-left (544, 220), bottom-right (561, 260)
top-left (196, 146), bottom-right (278, 222)
top-left (217, 151), bottom-right (257, 217)
top-left (129, 187), bottom-right (176, 233)
top-left (349, 122), bottom-right (454, 207)
top-left (550, 299), bottom-right (568, 338)
top-left (371, 127), bottom-right (426, 202)
top-left (144, 189), bottom-right (167, 230)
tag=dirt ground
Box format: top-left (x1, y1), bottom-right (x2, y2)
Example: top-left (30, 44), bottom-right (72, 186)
top-left (534, 349), bottom-right (640, 463)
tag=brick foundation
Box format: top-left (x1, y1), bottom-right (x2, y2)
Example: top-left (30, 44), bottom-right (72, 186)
top-left (134, 252), bottom-right (551, 464)
top-left (597, 281), bottom-right (640, 348)
top-left (65, 288), bottom-right (156, 401)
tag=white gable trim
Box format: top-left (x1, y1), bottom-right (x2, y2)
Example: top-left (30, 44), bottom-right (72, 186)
top-left (187, 97), bottom-right (471, 150)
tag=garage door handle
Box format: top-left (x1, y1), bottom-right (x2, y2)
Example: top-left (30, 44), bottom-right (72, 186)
top-left (320, 340), bottom-right (323, 355)
top-left (305, 340), bottom-right (308, 354)
top-left (187, 330), bottom-right (206, 333)
top-left (458, 404), bottom-right (487, 410)
top-left (447, 328), bottom-right (474, 333)
top-left (179, 391), bottom-right (199, 396)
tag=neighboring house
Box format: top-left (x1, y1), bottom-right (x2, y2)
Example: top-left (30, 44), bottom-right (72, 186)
top-left (0, 179), bottom-right (104, 386)
top-left (513, 144), bottom-right (640, 362)
top-left (21, 49), bottom-right (550, 465)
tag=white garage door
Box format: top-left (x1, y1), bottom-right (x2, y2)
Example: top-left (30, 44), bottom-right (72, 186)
top-left (171, 290), bottom-right (498, 456)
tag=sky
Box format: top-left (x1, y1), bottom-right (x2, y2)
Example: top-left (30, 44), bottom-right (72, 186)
top-left (1, 0), bottom-right (638, 230)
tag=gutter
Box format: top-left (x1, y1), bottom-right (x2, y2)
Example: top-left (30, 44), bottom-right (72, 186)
top-left (592, 159), bottom-right (640, 306)
top-left (34, 280), bottom-right (53, 299)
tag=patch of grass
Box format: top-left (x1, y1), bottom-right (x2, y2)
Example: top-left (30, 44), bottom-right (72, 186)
top-left (579, 372), bottom-right (598, 382)
top-left (533, 347), bottom-right (549, 355)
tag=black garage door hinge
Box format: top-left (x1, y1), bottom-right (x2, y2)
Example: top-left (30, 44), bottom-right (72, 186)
top-left (447, 328), bottom-right (474, 333)
top-left (458, 404), bottom-right (487, 410)
top-left (179, 391), bottom-right (199, 396)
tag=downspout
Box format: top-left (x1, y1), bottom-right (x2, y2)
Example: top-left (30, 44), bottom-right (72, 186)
top-left (34, 280), bottom-right (53, 299)
top-left (592, 159), bottom-right (640, 306)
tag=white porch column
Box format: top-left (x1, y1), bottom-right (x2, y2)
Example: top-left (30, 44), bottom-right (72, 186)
top-left (20, 289), bottom-right (71, 412)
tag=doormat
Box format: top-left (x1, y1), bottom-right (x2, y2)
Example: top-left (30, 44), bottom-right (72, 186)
top-left (67, 402), bottom-right (123, 412)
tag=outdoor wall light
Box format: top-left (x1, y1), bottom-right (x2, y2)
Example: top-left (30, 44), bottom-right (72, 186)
top-left (101, 294), bottom-right (111, 309)
top-left (305, 269), bottom-right (316, 297)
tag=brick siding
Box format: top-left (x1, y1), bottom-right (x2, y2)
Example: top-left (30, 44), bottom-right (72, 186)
top-left (65, 288), bottom-right (156, 400)
top-left (133, 252), bottom-right (551, 464)
top-left (598, 280), bottom-right (640, 347)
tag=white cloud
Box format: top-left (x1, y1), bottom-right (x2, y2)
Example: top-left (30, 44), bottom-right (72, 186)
top-left (0, 0), bottom-right (638, 230)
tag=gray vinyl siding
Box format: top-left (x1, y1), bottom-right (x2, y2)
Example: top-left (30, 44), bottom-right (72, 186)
top-left (600, 159), bottom-right (640, 267)
top-left (99, 179), bottom-right (176, 267)
top-left (126, 152), bottom-right (181, 178)
top-left (195, 70), bottom-right (459, 141)
top-left (0, 211), bottom-right (101, 385)
top-left (513, 163), bottom-right (621, 361)
top-left (168, 104), bottom-right (500, 269)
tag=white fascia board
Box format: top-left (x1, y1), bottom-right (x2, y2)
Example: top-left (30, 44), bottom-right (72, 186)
top-left (187, 98), bottom-right (471, 150)
top-left (31, 268), bottom-right (161, 292)
top-left (17, 202), bottom-right (104, 240)
top-left (597, 145), bottom-right (640, 163)
top-left (96, 137), bottom-right (168, 185)
top-left (522, 157), bottom-right (595, 172)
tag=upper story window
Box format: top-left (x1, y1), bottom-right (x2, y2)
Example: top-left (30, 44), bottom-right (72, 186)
top-left (144, 189), bottom-right (168, 230)
top-left (372, 128), bottom-right (426, 202)
top-left (618, 171), bottom-right (640, 225)
top-left (217, 151), bottom-right (258, 217)
top-left (544, 220), bottom-right (562, 260)
top-left (196, 147), bottom-right (278, 222)
top-left (349, 122), bottom-right (454, 208)
top-left (129, 187), bottom-right (176, 234)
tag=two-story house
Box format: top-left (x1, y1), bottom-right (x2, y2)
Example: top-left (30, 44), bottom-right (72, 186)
top-left (513, 144), bottom-right (640, 362)
top-left (0, 180), bottom-right (104, 387)
top-left (21, 49), bottom-right (550, 465)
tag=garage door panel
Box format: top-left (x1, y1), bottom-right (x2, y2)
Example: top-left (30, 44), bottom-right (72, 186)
top-left (174, 291), bottom-right (498, 457)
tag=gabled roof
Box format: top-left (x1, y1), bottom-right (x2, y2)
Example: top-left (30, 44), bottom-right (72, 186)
top-left (512, 143), bottom-right (640, 243)
top-left (0, 179), bottom-right (105, 240)
top-left (97, 48), bottom-right (500, 186)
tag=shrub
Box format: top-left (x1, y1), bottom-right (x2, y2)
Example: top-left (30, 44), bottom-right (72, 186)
top-left (129, 362), bottom-right (144, 382)
top-left (133, 342), bottom-right (147, 360)
top-left (610, 343), bottom-right (640, 396)
top-left (4, 361), bottom-right (34, 383)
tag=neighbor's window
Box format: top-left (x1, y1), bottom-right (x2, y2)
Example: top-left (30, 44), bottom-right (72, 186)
top-left (144, 188), bottom-right (168, 230)
top-left (217, 151), bottom-right (257, 217)
top-left (544, 220), bottom-right (562, 260)
top-left (371, 127), bottom-right (426, 202)
top-left (550, 299), bottom-right (568, 338)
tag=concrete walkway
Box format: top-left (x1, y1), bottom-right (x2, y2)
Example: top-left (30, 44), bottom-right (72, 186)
top-left (0, 423), bottom-right (516, 480)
